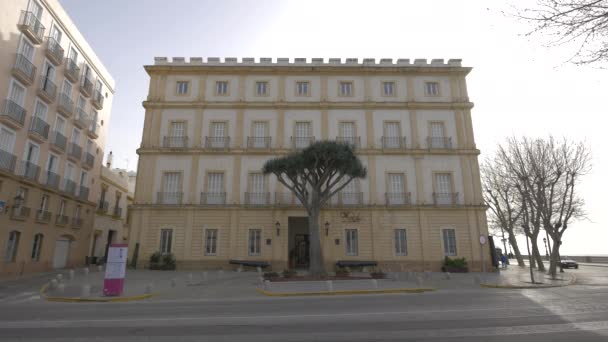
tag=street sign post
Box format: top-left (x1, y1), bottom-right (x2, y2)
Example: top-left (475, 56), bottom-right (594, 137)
top-left (479, 234), bottom-right (487, 273)
top-left (103, 243), bottom-right (128, 296)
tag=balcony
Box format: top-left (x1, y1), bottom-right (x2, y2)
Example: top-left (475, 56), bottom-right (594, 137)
top-left (432, 192), bottom-right (460, 206)
top-left (83, 152), bottom-right (94, 169)
top-left (49, 131), bottom-right (67, 153)
top-left (385, 192), bottom-right (412, 206)
top-left (55, 214), bottom-right (69, 226)
top-left (37, 76), bottom-right (57, 103)
top-left (244, 192), bottom-right (271, 207)
top-left (335, 192), bottom-right (364, 207)
top-left (72, 217), bottom-right (83, 229)
top-left (163, 136), bottom-right (188, 149)
top-left (45, 37), bottom-right (64, 66)
top-left (74, 108), bottom-right (90, 129)
top-left (247, 136), bottom-right (271, 149)
top-left (291, 136), bottom-right (315, 150)
top-left (80, 77), bottom-right (93, 97)
top-left (381, 136), bottom-right (407, 150)
top-left (274, 192), bottom-right (303, 207)
top-left (87, 121), bottom-right (99, 138)
top-left (68, 143), bottom-right (82, 162)
top-left (57, 93), bottom-right (74, 118)
top-left (63, 179), bottom-right (77, 196)
top-left (16, 161), bottom-right (40, 182)
top-left (92, 90), bottom-right (104, 110)
top-left (18, 11), bottom-right (45, 44)
top-left (336, 136), bottom-right (360, 149)
top-left (35, 210), bottom-right (52, 224)
top-left (10, 206), bottom-right (31, 221)
top-left (78, 186), bottom-right (89, 201)
top-left (41, 170), bottom-right (60, 190)
top-left (427, 137), bottom-right (453, 149)
top-left (157, 192), bottom-right (183, 205)
top-left (0, 99), bottom-right (26, 129)
top-left (112, 206), bottom-right (122, 218)
top-left (204, 136), bottom-right (230, 150)
top-left (0, 149), bottom-right (17, 174)
top-left (64, 58), bottom-right (80, 83)
top-left (200, 192), bottom-right (226, 205)
top-left (97, 200), bottom-right (109, 213)
top-left (12, 54), bottom-right (36, 86)
top-left (28, 116), bottom-right (50, 142)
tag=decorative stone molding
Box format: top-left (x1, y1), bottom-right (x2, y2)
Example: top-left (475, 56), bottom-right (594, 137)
top-left (152, 57), bottom-right (466, 67)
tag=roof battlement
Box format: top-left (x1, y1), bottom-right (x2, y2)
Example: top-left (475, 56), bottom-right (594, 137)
top-left (151, 57), bottom-right (463, 67)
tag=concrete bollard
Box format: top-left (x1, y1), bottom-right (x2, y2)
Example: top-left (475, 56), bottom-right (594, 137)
top-left (237, 265), bottom-right (243, 273)
top-left (264, 280), bottom-right (271, 291)
top-left (49, 279), bottom-right (58, 290)
top-left (326, 280), bottom-right (334, 292)
top-left (444, 272), bottom-right (451, 280)
top-left (81, 284), bottom-right (91, 297)
top-left (97, 265), bottom-right (103, 272)
top-left (371, 279), bottom-right (379, 289)
top-left (187, 273), bottom-right (193, 283)
top-left (56, 274), bottom-right (63, 282)
top-left (416, 276), bottom-right (424, 287)
top-left (145, 283), bottom-right (154, 294)
top-left (83, 267), bottom-right (89, 275)
top-left (170, 278), bottom-right (177, 288)
top-left (256, 266), bottom-right (262, 275)
top-left (202, 271), bottom-right (209, 282)
top-left (68, 269), bottom-right (75, 280)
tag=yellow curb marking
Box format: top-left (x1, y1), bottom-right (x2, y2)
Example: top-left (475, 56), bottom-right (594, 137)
top-left (39, 281), bottom-right (159, 303)
top-left (256, 287), bottom-right (436, 297)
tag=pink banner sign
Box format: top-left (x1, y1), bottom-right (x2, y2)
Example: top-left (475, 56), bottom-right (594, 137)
top-left (103, 243), bottom-right (128, 296)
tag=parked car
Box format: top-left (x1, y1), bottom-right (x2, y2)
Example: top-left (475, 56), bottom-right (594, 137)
top-left (560, 259), bottom-right (579, 269)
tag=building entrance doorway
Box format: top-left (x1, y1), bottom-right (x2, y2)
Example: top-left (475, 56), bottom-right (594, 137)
top-left (288, 217), bottom-right (309, 269)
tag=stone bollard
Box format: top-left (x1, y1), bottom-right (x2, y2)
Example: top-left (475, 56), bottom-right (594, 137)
top-left (170, 278), bottom-right (177, 288)
top-left (264, 280), bottom-right (271, 291)
top-left (56, 274), bottom-right (63, 282)
top-left (145, 283), bottom-right (154, 294)
top-left (187, 273), bottom-right (193, 283)
top-left (202, 271), bottom-right (209, 282)
top-left (68, 269), bottom-right (75, 280)
top-left (237, 265), bottom-right (243, 273)
top-left (371, 279), bottom-right (379, 289)
top-left (256, 266), bottom-right (262, 275)
top-left (416, 276), bottom-right (424, 287)
top-left (444, 272), bottom-right (451, 280)
top-left (83, 267), bottom-right (89, 275)
top-left (97, 265), bottom-right (103, 272)
top-left (81, 284), bottom-right (91, 297)
top-left (49, 279), bottom-right (58, 290)
top-left (326, 280), bottom-right (334, 292)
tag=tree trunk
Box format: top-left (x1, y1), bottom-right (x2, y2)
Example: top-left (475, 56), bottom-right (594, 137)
top-left (508, 233), bottom-right (525, 267)
top-left (531, 240), bottom-right (545, 272)
top-left (307, 205), bottom-right (324, 276)
top-left (547, 235), bottom-right (561, 279)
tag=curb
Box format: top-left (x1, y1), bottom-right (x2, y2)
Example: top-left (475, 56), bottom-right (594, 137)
top-left (256, 287), bottom-right (436, 297)
top-left (40, 282), bottom-right (159, 303)
top-left (480, 274), bottom-right (577, 289)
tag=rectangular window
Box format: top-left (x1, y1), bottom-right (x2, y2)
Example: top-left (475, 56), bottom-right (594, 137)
top-left (383, 121), bottom-right (401, 148)
top-left (54, 116), bottom-right (65, 134)
top-left (18, 38), bottom-right (35, 61)
top-left (162, 172), bottom-right (181, 204)
top-left (387, 173), bottom-right (406, 205)
top-left (33, 100), bottom-right (48, 120)
top-left (425, 82), bottom-right (440, 96)
top-left (255, 81), bottom-right (269, 96)
top-left (382, 82), bottom-right (395, 97)
top-left (339, 122), bottom-right (355, 145)
top-left (9, 80), bottom-right (26, 106)
top-left (248, 229), bottom-right (261, 256)
top-left (204, 229), bottom-right (218, 256)
top-left (251, 121), bottom-right (268, 148)
top-left (5, 231), bottom-right (20, 263)
top-left (77, 96), bottom-right (86, 111)
top-left (294, 122), bottom-right (311, 148)
top-left (75, 205), bottom-right (81, 219)
top-left (296, 81), bottom-right (310, 96)
top-left (339, 81), bottom-right (353, 97)
top-left (61, 80), bottom-right (72, 96)
top-left (31, 233), bottom-right (43, 261)
top-left (249, 173), bottom-right (266, 205)
top-left (443, 229), bottom-right (457, 256)
top-left (435, 173), bottom-right (452, 194)
top-left (206, 173), bottom-right (224, 205)
top-left (0, 127), bottom-right (16, 153)
top-left (160, 229), bottom-right (173, 254)
top-left (58, 200), bottom-right (66, 216)
top-left (395, 229), bottom-right (407, 256)
top-left (216, 81), bottom-right (229, 96)
top-left (340, 179), bottom-right (359, 205)
top-left (170, 122), bottom-right (185, 137)
top-left (176, 81), bottom-right (189, 95)
top-left (169, 121), bottom-right (186, 148)
top-left (209, 122), bottom-right (227, 148)
top-left (39, 194), bottom-right (49, 211)
top-left (345, 229), bottom-right (358, 256)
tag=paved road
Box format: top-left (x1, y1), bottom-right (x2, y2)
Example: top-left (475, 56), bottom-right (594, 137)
top-left (1, 266), bottom-right (608, 341)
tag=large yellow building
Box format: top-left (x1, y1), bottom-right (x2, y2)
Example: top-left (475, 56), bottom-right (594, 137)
top-left (129, 57), bottom-right (488, 272)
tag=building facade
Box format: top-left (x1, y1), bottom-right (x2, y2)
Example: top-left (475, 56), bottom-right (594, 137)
top-left (0, 0), bottom-right (115, 276)
top-left (130, 57), bottom-right (488, 272)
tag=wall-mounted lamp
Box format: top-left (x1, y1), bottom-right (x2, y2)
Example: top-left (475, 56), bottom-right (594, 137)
top-left (275, 221), bottom-right (281, 236)
top-left (325, 221), bottom-right (330, 236)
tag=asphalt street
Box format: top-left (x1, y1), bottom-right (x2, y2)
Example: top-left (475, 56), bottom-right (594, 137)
top-left (1, 266), bottom-right (608, 341)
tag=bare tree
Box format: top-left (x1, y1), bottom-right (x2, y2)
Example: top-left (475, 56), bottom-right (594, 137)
top-left (514, 0), bottom-right (608, 65)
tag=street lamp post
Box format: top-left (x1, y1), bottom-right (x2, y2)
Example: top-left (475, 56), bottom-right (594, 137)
top-left (543, 237), bottom-right (549, 260)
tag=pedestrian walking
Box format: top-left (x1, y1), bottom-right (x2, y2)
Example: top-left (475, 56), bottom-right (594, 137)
top-left (500, 254), bottom-right (508, 269)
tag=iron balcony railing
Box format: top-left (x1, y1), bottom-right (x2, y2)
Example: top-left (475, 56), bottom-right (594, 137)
top-left (427, 137), bottom-right (453, 149)
top-left (98, 200), bottom-right (109, 213)
top-left (200, 192), bottom-right (226, 205)
top-left (29, 116), bottom-right (50, 140)
top-left (157, 192), bottom-right (183, 205)
top-left (84, 152), bottom-right (94, 169)
top-left (42, 170), bottom-right (60, 189)
top-left (336, 136), bottom-right (360, 148)
top-left (274, 192), bottom-right (303, 207)
top-left (80, 77), bottom-right (93, 97)
top-left (50, 131), bottom-right (67, 152)
top-left (113, 206), bottom-right (122, 217)
top-left (381, 136), bottom-right (407, 149)
top-left (0, 149), bottom-right (17, 173)
top-left (12, 53), bottom-right (36, 85)
top-left (1, 99), bottom-right (26, 127)
top-left (92, 89), bottom-right (104, 109)
top-left (11, 206), bottom-right (31, 220)
top-left (244, 192), bottom-right (271, 206)
top-left (68, 142), bottom-right (82, 160)
top-left (63, 179), bottom-right (77, 195)
top-left (72, 217), bottom-right (83, 229)
top-left (78, 186), bottom-right (89, 201)
top-left (74, 108), bottom-right (90, 128)
top-left (17, 161), bottom-right (40, 181)
top-left (65, 57), bottom-right (80, 82)
top-left (38, 76), bottom-right (57, 102)
top-left (385, 192), bottom-right (412, 206)
top-left (204, 136), bottom-right (230, 149)
top-left (247, 136), bottom-right (271, 149)
top-left (57, 92), bottom-right (74, 117)
top-left (291, 136), bottom-right (315, 149)
top-left (55, 214), bottom-right (69, 226)
top-left (337, 192), bottom-right (364, 206)
top-left (45, 37), bottom-right (64, 65)
top-left (432, 192), bottom-right (460, 206)
top-left (18, 11), bottom-right (45, 43)
top-left (36, 210), bottom-right (52, 223)
top-left (163, 136), bottom-right (188, 148)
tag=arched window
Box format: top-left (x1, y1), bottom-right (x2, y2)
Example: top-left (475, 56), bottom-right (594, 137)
top-left (31, 233), bottom-right (43, 261)
top-left (4, 231), bottom-right (20, 263)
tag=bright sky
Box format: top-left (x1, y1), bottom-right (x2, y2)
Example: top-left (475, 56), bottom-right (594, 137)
top-left (60, 0), bottom-right (607, 255)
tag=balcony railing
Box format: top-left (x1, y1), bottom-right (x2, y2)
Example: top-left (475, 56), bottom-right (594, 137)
top-left (381, 136), bottom-right (407, 149)
top-left (244, 192), bottom-right (271, 207)
top-left (29, 116), bottom-right (50, 140)
top-left (36, 210), bottom-right (52, 223)
top-left (163, 136), bottom-right (188, 149)
top-left (80, 77), bottom-right (93, 97)
top-left (72, 217), bottom-right (83, 229)
top-left (78, 186), bottom-right (89, 201)
top-left (55, 214), bottom-right (69, 226)
top-left (37, 76), bottom-right (57, 103)
top-left (98, 200), bottom-right (109, 213)
top-left (87, 121), bottom-right (99, 139)
top-left (336, 192), bottom-right (364, 207)
top-left (12, 53), bottom-right (36, 85)
top-left (200, 192), bottom-right (226, 205)
top-left (291, 136), bottom-right (315, 149)
top-left (42, 170), bottom-right (60, 189)
top-left (63, 179), bottom-right (77, 195)
top-left (0, 149), bottom-right (17, 173)
top-left (336, 136), bottom-right (360, 148)
top-left (17, 161), bottom-right (39, 182)
top-left (74, 108), bottom-right (90, 128)
top-left (157, 192), bottom-right (183, 205)
top-left (274, 192), bottom-right (303, 207)
top-left (247, 136), bottom-right (271, 149)
top-left (65, 58), bottom-right (80, 83)
top-left (57, 93), bottom-right (74, 117)
top-left (432, 192), bottom-right (460, 206)
top-left (427, 137), bottom-right (453, 149)
top-left (0, 99), bottom-right (26, 128)
top-left (18, 11), bottom-right (45, 43)
top-left (204, 136), bottom-right (230, 150)
top-left (50, 131), bottom-right (67, 152)
top-left (385, 192), bottom-right (412, 206)
top-left (112, 206), bottom-right (122, 218)
top-left (83, 152), bottom-right (94, 169)
top-left (68, 142), bottom-right (82, 161)
top-left (45, 37), bottom-right (64, 65)
top-left (10, 206), bottom-right (31, 220)
top-left (92, 90), bottom-right (104, 110)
